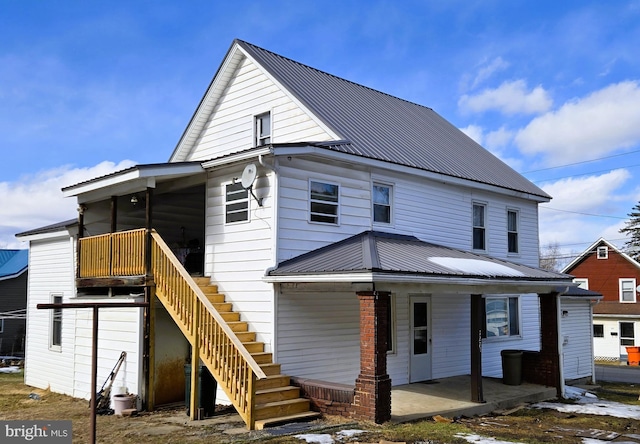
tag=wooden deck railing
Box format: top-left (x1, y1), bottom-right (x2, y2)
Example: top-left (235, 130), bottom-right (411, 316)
top-left (150, 231), bottom-right (267, 429)
top-left (78, 229), bottom-right (146, 277)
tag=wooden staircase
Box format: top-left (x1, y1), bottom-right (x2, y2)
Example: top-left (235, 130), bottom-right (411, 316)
top-left (190, 277), bottom-right (320, 429)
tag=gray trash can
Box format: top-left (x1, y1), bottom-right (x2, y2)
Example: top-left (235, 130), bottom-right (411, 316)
top-left (501, 349), bottom-right (523, 386)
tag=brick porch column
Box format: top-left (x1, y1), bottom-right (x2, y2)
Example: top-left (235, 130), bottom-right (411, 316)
top-left (353, 291), bottom-right (392, 423)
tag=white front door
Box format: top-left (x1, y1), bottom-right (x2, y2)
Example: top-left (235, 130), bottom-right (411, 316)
top-left (410, 296), bottom-right (432, 382)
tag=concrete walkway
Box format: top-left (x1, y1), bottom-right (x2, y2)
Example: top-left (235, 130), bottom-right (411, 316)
top-left (391, 375), bottom-right (557, 422)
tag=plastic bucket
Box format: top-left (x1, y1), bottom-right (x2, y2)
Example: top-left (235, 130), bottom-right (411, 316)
top-left (113, 394), bottom-right (136, 415)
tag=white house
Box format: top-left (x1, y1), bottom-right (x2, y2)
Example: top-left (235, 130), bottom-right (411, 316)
top-left (17, 39), bottom-right (576, 429)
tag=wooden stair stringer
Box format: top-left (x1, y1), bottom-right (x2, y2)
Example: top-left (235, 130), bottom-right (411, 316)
top-left (195, 279), bottom-right (321, 429)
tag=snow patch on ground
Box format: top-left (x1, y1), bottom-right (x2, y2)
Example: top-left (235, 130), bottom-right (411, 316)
top-left (534, 386), bottom-right (640, 420)
top-left (456, 433), bottom-right (523, 444)
top-left (294, 429), bottom-right (364, 443)
top-left (0, 366), bottom-right (20, 373)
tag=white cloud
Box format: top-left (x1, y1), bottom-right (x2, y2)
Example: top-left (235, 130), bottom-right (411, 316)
top-left (459, 80), bottom-right (553, 115)
top-left (515, 81), bottom-right (640, 164)
top-left (538, 169), bottom-right (632, 265)
top-left (0, 160), bottom-right (136, 249)
top-left (460, 124), bottom-right (484, 145)
top-left (541, 169), bottom-right (630, 214)
top-left (470, 56), bottom-right (510, 90)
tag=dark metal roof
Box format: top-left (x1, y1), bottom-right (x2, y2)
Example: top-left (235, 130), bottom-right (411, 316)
top-left (237, 40), bottom-right (549, 199)
top-left (562, 286), bottom-right (602, 298)
top-left (15, 219), bottom-right (77, 238)
top-left (268, 231), bottom-right (570, 282)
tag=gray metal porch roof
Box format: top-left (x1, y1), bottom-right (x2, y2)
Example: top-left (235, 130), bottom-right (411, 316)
top-left (266, 231), bottom-right (572, 291)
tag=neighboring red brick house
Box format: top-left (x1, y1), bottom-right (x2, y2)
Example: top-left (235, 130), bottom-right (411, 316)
top-left (562, 238), bottom-right (640, 361)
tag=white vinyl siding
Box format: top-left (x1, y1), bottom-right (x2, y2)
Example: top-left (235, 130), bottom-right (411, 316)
top-left (187, 57), bottom-right (333, 161)
top-left (205, 168), bottom-right (276, 350)
top-left (276, 289), bottom-right (360, 384)
top-left (277, 160), bottom-right (541, 267)
top-left (24, 234), bottom-right (76, 397)
top-left (72, 303), bottom-right (143, 400)
top-left (561, 298), bottom-right (594, 381)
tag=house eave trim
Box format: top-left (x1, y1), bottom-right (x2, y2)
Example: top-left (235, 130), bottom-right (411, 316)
top-left (264, 272), bottom-right (571, 293)
top-left (201, 147), bottom-right (273, 169)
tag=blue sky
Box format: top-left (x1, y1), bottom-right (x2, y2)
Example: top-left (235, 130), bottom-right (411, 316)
top-left (2, 0), bottom-right (640, 267)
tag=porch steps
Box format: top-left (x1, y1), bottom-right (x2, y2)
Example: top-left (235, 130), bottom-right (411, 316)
top-left (195, 279), bottom-right (321, 430)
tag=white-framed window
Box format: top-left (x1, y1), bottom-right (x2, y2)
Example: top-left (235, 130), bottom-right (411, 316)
top-left (574, 278), bottom-right (589, 290)
top-left (620, 321), bottom-right (635, 346)
top-left (225, 182), bottom-right (249, 224)
top-left (309, 180), bottom-right (339, 224)
top-left (620, 278), bottom-right (636, 303)
top-left (507, 209), bottom-right (518, 254)
top-left (386, 294), bottom-right (396, 354)
top-left (373, 183), bottom-right (392, 224)
top-left (255, 112), bottom-right (271, 146)
top-left (593, 324), bottom-right (604, 338)
top-left (597, 246), bottom-right (608, 259)
top-left (484, 296), bottom-right (520, 338)
top-left (473, 202), bottom-right (486, 251)
top-left (50, 294), bottom-right (63, 350)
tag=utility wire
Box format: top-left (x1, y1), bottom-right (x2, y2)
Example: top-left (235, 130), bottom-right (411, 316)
top-left (539, 206), bottom-right (628, 219)
top-left (522, 149), bottom-right (640, 174)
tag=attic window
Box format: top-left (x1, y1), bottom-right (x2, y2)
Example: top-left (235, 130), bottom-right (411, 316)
top-left (597, 246), bottom-right (608, 259)
top-left (255, 112), bottom-right (271, 146)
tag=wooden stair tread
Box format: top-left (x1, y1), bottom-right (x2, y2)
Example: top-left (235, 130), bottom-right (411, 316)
top-left (256, 385), bottom-right (299, 395)
top-left (254, 411), bottom-right (322, 430)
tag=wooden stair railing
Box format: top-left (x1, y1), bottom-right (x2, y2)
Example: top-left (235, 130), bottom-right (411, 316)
top-left (77, 229), bottom-right (320, 429)
top-left (150, 231), bottom-right (268, 429)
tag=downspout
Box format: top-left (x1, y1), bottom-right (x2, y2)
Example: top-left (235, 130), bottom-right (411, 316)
top-left (259, 154), bottom-right (279, 357)
top-left (556, 290), bottom-right (567, 398)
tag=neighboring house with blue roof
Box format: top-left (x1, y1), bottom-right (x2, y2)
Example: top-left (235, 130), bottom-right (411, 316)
top-left (0, 249), bottom-right (28, 357)
top-left (18, 40), bottom-right (579, 429)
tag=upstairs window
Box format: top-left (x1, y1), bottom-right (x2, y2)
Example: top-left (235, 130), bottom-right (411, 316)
top-left (51, 294), bottom-right (62, 349)
top-left (255, 112), bottom-right (271, 146)
top-left (310, 180), bottom-right (339, 224)
top-left (473, 203), bottom-right (486, 251)
top-left (507, 210), bottom-right (518, 253)
top-left (225, 182), bottom-right (249, 223)
top-left (620, 278), bottom-right (636, 303)
top-left (373, 183), bottom-right (392, 224)
top-left (597, 246), bottom-right (608, 259)
top-left (484, 296), bottom-right (520, 338)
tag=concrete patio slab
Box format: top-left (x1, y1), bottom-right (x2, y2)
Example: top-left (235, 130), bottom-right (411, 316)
top-left (391, 375), bottom-right (557, 422)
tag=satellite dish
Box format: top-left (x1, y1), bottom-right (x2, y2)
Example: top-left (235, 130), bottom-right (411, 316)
top-left (239, 163), bottom-right (263, 206)
top-left (241, 163), bottom-right (257, 189)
